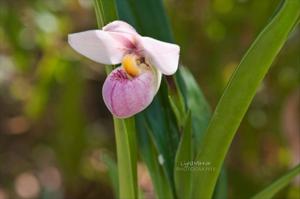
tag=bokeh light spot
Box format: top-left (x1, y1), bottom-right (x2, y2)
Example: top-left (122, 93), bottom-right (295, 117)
top-left (0, 55), bottom-right (15, 84)
top-left (14, 172), bottom-right (40, 199)
top-left (39, 167), bottom-right (62, 191)
top-left (5, 116), bottom-right (30, 135)
top-left (35, 12), bottom-right (58, 33)
top-left (78, 0), bottom-right (93, 9)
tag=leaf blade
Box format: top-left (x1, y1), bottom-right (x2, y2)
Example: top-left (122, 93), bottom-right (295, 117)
top-left (178, 67), bottom-right (211, 154)
top-left (251, 164), bottom-right (300, 199)
top-left (174, 112), bottom-right (193, 199)
top-left (136, 115), bottom-right (174, 199)
top-left (192, 0), bottom-right (300, 198)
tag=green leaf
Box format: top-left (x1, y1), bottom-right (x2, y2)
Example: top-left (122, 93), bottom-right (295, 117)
top-left (174, 112), bottom-right (193, 199)
top-left (251, 164), bottom-right (300, 199)
top-left (138, 89), bottom-right (180, 195)
top-left (192, 0), bottom-right (300, 198)
top-left (213, 167), bottom-right (227, 199)
top-left (168, 94), bottom-right (185, 127)
top-left (168, 77), bottom-right (186, 128)
top-left (136, 116), bottom-right (174, 199)
top-left (93, 0), bottom-right (118, 27)
top-left (177, 67), bottom-right (211, 154)
top-left (93, 1), bottom-right (138, 198)
top-left (115, 0), bottom-right (174, 42)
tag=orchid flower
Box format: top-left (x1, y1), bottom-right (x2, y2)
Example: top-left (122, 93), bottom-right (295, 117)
top-left (68, 20), bottom-right (180, 118)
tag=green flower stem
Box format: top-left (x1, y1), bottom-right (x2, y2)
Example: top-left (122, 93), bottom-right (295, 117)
top-left (192, 0), bottom-right (300, 198)
top-left (113, 118), bottom-right (138, 198)
top-left (93, 0), bottom-right (138, 198)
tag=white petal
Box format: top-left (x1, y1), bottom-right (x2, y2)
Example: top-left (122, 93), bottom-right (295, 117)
top-left (139, 37), bottom-right (180, 75)
top-left (68, 30), bottom-right (133, 65)
top-left (103, 20), bottom-right (138, 35)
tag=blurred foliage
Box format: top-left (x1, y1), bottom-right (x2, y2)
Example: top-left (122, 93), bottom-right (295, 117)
top-left (0, 0), bottom-right (299, 199)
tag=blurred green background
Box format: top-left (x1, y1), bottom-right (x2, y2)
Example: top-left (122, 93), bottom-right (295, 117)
top-left (0, 0), bottom-right (299, 199)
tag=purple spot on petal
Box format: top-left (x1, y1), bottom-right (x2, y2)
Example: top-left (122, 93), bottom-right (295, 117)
top-left (111, 69), bottom-right (128, 81)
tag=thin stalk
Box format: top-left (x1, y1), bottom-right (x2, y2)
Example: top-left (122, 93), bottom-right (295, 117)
top-left (93, 0), bottom-right (138, 198)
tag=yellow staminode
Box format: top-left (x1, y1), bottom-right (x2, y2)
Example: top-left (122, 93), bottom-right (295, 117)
top-left (122, 54), bottom-right (141, 77)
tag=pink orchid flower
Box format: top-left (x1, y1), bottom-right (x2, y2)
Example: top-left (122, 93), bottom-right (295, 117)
top-left (68, 20), bottom-right (180, 118)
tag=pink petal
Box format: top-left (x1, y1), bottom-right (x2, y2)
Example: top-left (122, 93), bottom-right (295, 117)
top-left (68, 30), bottom-right (134, 65)
top-left (103, 20), bottom-right (138, 35)
top-left (102, 67), bottom-right (160, 118)
top-left (139, 37), bottom-right (180, 75)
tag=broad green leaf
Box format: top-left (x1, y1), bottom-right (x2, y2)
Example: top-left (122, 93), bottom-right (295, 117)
top-left (168, 94), bottom-right (185, 127)
top-left (93, 1), bottom-right (138, 198)
top-left (177, 67), bottom-right (211, 154)
top-left (172, 67), bottom-right (214, 199)
top-left (94, 0), bottom-right (118, 27)
top-left (139, 88), bottom-right (180, 194)
top-left (177, 67), bottom-right (226, 199)
top-left (174, 112), bottom-right (193, 199)
top-left (213, 167), bottom-right (227, 199)
top-left (115, 0), bottom-right (173, 42)
top-left (136, 116), bottom-right (174, 199)
top-left (192, 0), bottom-right (300, 198)
top-left (251, 164), bottom-right (300, 199)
